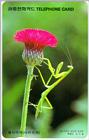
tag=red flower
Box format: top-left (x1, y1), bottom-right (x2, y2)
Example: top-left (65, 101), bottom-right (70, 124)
top-left (14, 28), bottom-right (58, 66)
top-left (14, 28), bottom-right (58, 51)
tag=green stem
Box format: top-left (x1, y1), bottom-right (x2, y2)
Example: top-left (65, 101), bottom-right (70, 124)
top-left (20, 65), bottom-right (34, 137)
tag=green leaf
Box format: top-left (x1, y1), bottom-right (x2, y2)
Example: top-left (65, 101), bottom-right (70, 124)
top-left (3, 78), bottom-right (25, 111)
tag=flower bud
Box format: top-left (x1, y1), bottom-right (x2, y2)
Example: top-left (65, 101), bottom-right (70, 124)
top-left (22, 49), bottom-right (44, 66)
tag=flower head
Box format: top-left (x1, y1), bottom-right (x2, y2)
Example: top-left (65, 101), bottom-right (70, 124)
top-left (14, 28), bottom-right (58, 66)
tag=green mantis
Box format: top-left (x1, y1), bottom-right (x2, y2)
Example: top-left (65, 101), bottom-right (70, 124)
top-left (29, 58), bottom-right (73, 118)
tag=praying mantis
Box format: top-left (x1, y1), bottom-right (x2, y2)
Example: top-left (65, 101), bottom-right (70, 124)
top-left (29, 58), bottom-right (73, 119)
